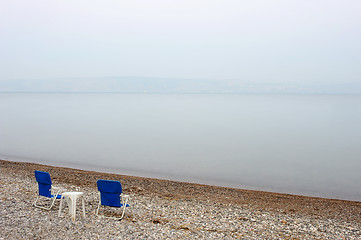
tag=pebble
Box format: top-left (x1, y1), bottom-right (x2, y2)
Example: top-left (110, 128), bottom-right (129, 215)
top-left (1, 161), bottom-right (361, 239)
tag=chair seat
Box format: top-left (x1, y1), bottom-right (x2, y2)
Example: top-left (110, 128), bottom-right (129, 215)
top-left (51, 194), bottom-right (62, 199)
top-left (118, 203), bottom-right (130, 208)
top-left (105, 203), bottom-right (130, 208)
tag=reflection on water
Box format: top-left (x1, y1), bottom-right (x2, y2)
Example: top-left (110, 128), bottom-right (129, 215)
top-left (1, 93), bottom-right (360, 201)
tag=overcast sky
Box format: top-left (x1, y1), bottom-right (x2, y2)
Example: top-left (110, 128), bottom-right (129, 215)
top-left (1, 0), bottom-right (360, 84)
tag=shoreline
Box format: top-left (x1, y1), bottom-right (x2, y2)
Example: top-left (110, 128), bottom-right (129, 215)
top-left (1, 159), bottom-right (361, 239)
top-left (2, 155), bottom-right (359, 202)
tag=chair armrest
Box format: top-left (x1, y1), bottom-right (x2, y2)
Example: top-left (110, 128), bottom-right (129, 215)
top-left (51, 186), bottom-right (66, 191)
top-left (51, 186), bottom-right (66, 196)
top-left (121, 194), bottom-right (130, 205)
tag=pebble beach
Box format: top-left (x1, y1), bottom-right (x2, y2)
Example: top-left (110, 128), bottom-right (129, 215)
top-left (1, 159), bottom-right (360, 239)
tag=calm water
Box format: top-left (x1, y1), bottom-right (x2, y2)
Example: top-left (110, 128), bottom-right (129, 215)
top-left (1, 93), bottom-right (360, 201)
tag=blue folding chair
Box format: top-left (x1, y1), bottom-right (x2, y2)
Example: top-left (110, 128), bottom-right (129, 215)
top-left (34, 170), bottom-right (64, 210)
top-left (96, 179), bottom-right (130, 220)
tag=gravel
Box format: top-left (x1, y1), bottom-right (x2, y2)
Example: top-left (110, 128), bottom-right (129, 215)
top-left (1, 160), bottom-right (360, 239)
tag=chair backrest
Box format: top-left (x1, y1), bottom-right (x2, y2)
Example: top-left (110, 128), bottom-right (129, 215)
top-left (34, 170), bottom-right (52, 198)
top-left (97, 179), bottom-right (123, 207)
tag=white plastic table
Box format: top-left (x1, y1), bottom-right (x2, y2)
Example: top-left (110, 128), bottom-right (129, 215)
top-left (58, 192), bottom-right (86, 221)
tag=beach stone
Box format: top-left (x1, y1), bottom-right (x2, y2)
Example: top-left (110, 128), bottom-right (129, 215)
top-left (1, 159), bottom-right (361, 239)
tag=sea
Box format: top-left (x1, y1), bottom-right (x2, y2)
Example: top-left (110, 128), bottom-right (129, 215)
top-left (1, 93), bottom-right (360, 201)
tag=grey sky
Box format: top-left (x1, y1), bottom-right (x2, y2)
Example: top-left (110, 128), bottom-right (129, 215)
top-left (1, 0), bottom-right (360, 84)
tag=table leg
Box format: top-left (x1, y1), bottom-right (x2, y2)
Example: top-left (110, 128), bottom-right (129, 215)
top-left (71, 196), bottom-right (77, 221)
top-left (58, 196), bottom-right (64, 217)
top-left (82, 197), bottom-right (86, 219)
top-left (67, 198), bottom-right (72, 217)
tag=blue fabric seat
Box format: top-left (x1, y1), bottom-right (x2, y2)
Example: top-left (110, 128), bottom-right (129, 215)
top-left (34, 170), bottom-right (64, 210)
top-left (96, 179), bottom-right (130, 220)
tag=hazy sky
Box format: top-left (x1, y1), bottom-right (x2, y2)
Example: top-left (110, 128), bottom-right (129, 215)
top-left (1, 0), bottom-right (360, 84)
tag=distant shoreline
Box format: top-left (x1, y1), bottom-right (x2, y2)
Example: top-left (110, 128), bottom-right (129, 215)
top-left (1, 91), bottom-right (361, 96)
top-left (1, 77), bottom-right (360, 94)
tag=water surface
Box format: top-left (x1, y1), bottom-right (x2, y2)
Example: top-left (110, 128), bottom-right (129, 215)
top-left (1, 93), bottom-right (360, 201)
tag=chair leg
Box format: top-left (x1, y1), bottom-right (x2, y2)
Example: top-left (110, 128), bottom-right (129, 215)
top-left (34, 196), bottom-right (53, 210)
top-left (119, 205), bottom-right (127, 220)
top-left (96, 202), bottom-right (101, 218)
top-left (48, 189), bottom-right (62, 210)
top-left (33, 196), bottom-right (40, 207)
top-left (34, 191), bottom-right (61, 210)
top-left (118, 196), bottom-right (129, 220)
top-left (49, 197), bottom-right (57, 210)
top-left (97, 205), bottom-right (128, 220)
top-left (96, 193), bottom-right (129, 220)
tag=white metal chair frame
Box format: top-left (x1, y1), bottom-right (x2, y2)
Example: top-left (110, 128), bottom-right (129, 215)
top-left (96, 193), bottom-right (130, 220)
top-left (34, 186), bottom-right (64, 210)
